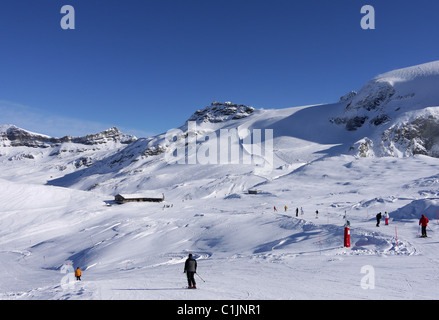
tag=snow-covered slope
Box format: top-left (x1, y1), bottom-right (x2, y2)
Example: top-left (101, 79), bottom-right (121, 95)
top-left (2, 61), bottom-right (439, 300)
top-left (0, 126), bottom-right (137, 184)
top-left (333, 61), bottom-right (439, 157)
top-left (1, 155), bottom-right (439, 300)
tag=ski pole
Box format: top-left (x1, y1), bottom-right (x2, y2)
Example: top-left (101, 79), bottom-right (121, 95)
top-left (195, 273), bottom-right (206, 282)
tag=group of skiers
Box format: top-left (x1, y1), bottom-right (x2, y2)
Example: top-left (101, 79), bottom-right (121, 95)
top-left (274, 206), bottom-right (319, 219)
top-left (181, 210), bottom-right (432, 290)
top-left (376, 211), bottom-right (431, 237)
top-left (375, 211), bottom-right (390, 227)
top-left (277, 206), bottom-right (432, 238)
top-left (179, 211), bottom-right (432, 290)
top-left (276, 207), bottom-right (432, 237)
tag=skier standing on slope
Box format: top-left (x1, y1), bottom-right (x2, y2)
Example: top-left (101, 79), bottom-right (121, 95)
top-left (384, 211), bottom-right (389, 225)
top-left (419, 214), bottom-right (429, 238)
top-left (75, 267), bottom-right (81, 281)
top-left (184, 253), bottom-right (197, 289)
top-left (376, 212), bottom-right (382, 227)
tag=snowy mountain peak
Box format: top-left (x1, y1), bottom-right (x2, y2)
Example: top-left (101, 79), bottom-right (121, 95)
top-left (342, 60), bottom-right (439, 115)
top-left (337, 60), bottom-right (439, 157)
top-left (79, 126), bottom-right (137, 145)
top-left (188, 101), bottom-right (255, 123)
top-left (0, 125), bottom-right (57, 148)
top-left (373, 60), bottom-right (439, 84)
top-left (0, 125), bottom-right (137, 148)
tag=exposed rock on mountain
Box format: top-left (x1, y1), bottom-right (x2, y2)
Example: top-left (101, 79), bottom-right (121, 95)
top-left (3, 61), bottom-right (439, 190)
top-left (0, 125), bottom-right (136, 148)
top-left (0, 125), bottom-right (138, 183)
top-left (332, 61), bottom-right (439, 158)
top-left (188, 101), bottom-right (255, 123)
top-left (380, 111), bottom-right (439, 157)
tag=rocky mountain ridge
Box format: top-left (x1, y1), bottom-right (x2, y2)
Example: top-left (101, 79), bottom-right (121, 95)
top-left (331, 61), bottom-right (439, 158)
top-left (188, 101), bottom-right (255, 123)
top-left (0, 125), bottom-right (137, 148)
top-left (2, 61), bottom-right (439, 189)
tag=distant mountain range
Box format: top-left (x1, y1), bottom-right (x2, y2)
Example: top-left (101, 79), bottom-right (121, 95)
top-left (2, 60), bottom-right (439, 196)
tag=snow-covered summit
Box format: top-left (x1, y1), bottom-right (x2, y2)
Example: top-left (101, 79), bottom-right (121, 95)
top-left (75, 126), bottom-right (137, 145)
top-left (0, 125), bottom-right (52, 147)
top-left (345, 61), bottom-right (439, 114)
top-left (0, 125), bottom-right (137, 148)
top-left (3, 60), bottom-right (439, 188)
top-left (0, 125), bottom-right (138, 184)
top-left (188, 101), bottom-right (255, 123)
top-left (374, 60), bottom-right (439, 84)
top-left (328, 61), bottom-right (439, 157)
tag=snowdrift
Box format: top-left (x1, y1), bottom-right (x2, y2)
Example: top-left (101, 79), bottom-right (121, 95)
top-left (391, 199), bottom-right (439, 221)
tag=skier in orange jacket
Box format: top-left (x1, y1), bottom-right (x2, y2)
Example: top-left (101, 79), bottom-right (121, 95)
top-left (75, 267), bottom-right (82, 281)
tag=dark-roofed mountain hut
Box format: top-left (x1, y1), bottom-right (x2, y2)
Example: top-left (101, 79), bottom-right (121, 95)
top-left (115, 193), bottom-right (165, 204)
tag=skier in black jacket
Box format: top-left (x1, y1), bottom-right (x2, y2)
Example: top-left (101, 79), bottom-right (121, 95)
top-left (376, 212), bottom-right (382, 227)
top-left (184, 254), bottom-right (197, 289)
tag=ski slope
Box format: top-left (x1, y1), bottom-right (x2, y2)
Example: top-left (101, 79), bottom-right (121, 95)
top-left (0, 154), bottom-right (439, 300)
top-left (1, 61), bottom-right (439, 300)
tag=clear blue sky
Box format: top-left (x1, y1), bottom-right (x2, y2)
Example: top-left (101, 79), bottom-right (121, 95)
top-left (0, 0), bottom-right (438, 137)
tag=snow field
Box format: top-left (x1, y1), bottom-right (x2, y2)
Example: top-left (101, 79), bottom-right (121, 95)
top-left (1, 154), bottom-right (439, 299)
top-left (3, 61), bottom-right (439, 300)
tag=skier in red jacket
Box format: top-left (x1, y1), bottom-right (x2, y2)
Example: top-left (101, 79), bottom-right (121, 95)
top-left (419, 214), bottom-right (429, 238)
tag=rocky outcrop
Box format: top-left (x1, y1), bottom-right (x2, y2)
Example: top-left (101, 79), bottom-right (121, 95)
top-left (0, 125), bottom-right (137, 148)
top-left (346, 81), bottom-right (396, 113)
top-left (188, 101), bottom-right (255, 123)
top-left (335, 61), bottom-right (439, 158)
top-left (349, 137), bottom-right (375, 157)
top-left (331, 81), bottom-right (397, 131)
top-left (381, 112), bottom-right (439, 157)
